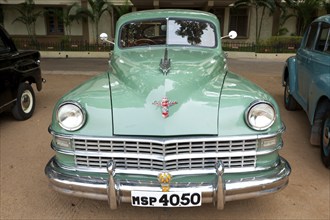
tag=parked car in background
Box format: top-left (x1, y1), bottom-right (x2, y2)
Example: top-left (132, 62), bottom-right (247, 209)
top-left (45, 9), bottom-right (291, 209)
top-left (0, 25), bottom-right (43, 120)
top-left (282, 15), bottom-right (330, 168)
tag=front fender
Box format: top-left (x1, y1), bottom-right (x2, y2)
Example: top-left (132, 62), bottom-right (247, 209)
top-left (282, 56), bottom-right (298, 97)
top-left (50, 72), bottom-right (113, 136)
top-left (218, 71), bottom-right (283, 136)
top-left (308, 76), bottom-right (330, 124)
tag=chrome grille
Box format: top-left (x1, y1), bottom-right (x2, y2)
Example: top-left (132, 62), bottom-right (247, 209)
top-left (73, 138), bottom-right (257, 171)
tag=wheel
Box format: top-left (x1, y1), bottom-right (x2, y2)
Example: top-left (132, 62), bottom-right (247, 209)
top-left (12, 83), bottom-right (36, 120)
top-left (284, 79), bottom-right (299, 111)
top-left (321, 113), bottom-right (330, 168)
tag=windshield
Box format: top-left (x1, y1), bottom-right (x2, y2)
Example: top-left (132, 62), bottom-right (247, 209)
top-left (119, 18), bottom-right (216, 48)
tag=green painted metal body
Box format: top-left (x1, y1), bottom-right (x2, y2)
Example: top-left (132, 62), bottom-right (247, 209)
top-left (49, 10), bottom-right (286, 192)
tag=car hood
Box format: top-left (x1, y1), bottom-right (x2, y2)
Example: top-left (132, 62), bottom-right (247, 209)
top-left (109, 48), bottom-right (226, 136)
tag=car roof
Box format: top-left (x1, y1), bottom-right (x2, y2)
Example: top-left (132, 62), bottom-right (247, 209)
top-left (313, 14), bottom-right (330, 24)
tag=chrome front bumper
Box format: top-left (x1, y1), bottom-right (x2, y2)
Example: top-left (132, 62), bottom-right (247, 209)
top-left (45, 157), bottom-right (291, 209)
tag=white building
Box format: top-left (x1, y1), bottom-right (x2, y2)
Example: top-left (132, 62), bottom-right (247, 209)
top-left (0, 0), bottom-right (327, 44)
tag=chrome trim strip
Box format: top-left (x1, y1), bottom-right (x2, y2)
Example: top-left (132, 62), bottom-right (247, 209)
top-left (55, 159), bottom-right (280, 176)
top-left (49, 125), bottom-right (285, 144)
top-left (0, 99), bottom-right (17, 109)
top-left (51, 139), bottom-right (283, 157)
top-left (73, 151), bottom-right (257, 160)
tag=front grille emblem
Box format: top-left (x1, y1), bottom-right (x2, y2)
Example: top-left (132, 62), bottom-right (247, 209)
top-left (158, 172), bottom-right (172, 192)
top-left (153, 97), bottom-right (177, 118)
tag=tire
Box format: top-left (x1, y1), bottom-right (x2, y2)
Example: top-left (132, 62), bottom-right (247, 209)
top-left (284, 79), bottom-right (299, 111)
top-left (321, 113), bottom-right (330, 168)
top-left (12, 83), bottom-right (36, 120)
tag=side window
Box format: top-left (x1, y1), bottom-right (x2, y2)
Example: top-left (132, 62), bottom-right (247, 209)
top-left (305, 23), bottom-right (319, 50)
top-left (0, 37), bottom-right (8, 53)
top-left (315, 22), bottom-right (330, 52)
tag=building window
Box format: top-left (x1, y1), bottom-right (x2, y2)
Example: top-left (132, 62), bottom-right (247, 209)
top-left (45, 8), bottom-right (64, 35)
top-left (229, 8), bottom-right (248, 38)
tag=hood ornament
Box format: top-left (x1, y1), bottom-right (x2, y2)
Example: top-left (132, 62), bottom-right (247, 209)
top-left (153, 97), bottom-right (177, 118)
top-left (159, 48), bottom-right (171, 75)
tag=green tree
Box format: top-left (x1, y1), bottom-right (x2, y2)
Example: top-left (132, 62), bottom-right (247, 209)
top-left (62, 3), bottom-right (80, 39)
top-left (75, 0), bottom-right (110, 44)
top-left (271, 0), bottom-right (296, 36)
top-left (0, 7), bottom-right (4, 25)
top-left (109, 0), bottom-right (131, 39)
top-left (0, 0), bottom-right (7, 25)
top-left (112, 0), bottom-right (131, 17)
top-left (323, 0), bottom-right (330, 13)
top-left (286, 0), bottom-right (322, 35)
top-left (234, 0), bottom-right (276, 45)
top-left (12, 0), bottom-right (42, 46)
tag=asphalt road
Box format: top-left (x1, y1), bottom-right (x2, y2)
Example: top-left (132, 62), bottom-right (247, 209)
top-left (0, 58), bottom-right (329, 219)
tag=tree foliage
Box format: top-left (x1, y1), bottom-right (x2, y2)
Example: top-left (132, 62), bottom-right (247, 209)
top-left (12, 0), bottom-right (43, 45)
top-left (285, 0), bottom-right (322, 35)
top-left (112, 0), bottom-right (131, 17)
top-left (74, 0), bottom-right (110, 43)
top-left (62, 3), bottom-right (80, 38)
top-left (234, 0), bottom-right (276, 45)
top-left (324, 0), bottom-right (330, 13)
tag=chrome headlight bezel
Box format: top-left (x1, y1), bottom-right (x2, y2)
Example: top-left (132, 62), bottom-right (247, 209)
top-left (56, 101), bottom-right (86, 131)
top-left (245, 100), bottom-right (276, 131)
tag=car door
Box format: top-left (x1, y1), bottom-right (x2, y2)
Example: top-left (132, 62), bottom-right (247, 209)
top-left (0, 31), bottom-right (16, 109)
top-left (295, 22), bottom-right (319, 110)
top-left (307, 22), bottom-right (330, 117)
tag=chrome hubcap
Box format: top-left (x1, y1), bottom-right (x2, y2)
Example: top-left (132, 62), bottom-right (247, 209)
top-left (21, 90), bottom-right (33, 113)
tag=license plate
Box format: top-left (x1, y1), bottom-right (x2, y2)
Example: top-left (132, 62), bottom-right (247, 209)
top-left (131, 191), bottom-right (202, 207)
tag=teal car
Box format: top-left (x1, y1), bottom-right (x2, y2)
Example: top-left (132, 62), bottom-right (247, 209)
top-left (283, 15), bottom-right (330, 168)
top-left (45, 10), bottom-right (291, 209)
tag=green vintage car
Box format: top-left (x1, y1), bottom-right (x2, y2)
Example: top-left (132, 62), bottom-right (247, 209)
top-left (45, 9), bottom-right (291, 209)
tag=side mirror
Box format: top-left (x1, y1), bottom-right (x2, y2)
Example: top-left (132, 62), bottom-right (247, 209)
top-left (221, 30), bottom-right (237, 40)
top-left (100, 33), bottom-right (108, 41)
top-left (228, 31), bottom-right (237, 39)
top-left (100, 33), bottom-right (115, 45)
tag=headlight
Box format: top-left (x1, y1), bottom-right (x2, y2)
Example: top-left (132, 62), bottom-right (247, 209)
top-left (57, 102), bottom-right (86, 131)
top-left (245, 101), bottom-right (276, 131)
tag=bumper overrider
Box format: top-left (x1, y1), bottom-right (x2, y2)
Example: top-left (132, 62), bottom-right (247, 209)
top-left (45, 156), bottom-right (291, 209)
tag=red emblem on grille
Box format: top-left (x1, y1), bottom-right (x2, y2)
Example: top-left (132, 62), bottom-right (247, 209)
top-left (153, 97), bottom-right (177, 118)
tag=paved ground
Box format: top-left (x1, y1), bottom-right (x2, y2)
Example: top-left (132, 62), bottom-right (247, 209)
top-left (0, 58), bottom-right (329, 219)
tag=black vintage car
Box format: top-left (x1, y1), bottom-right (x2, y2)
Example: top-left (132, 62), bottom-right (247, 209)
top-left (0, 25), bottom-right (43, 120)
